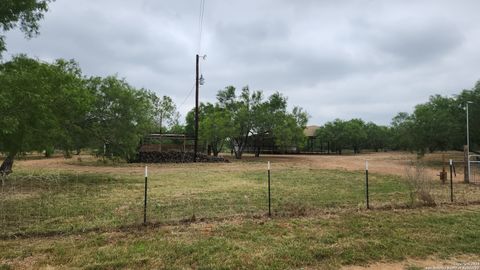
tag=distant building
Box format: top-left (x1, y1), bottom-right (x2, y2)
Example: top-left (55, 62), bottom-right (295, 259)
top-left (304, 125), bottom-right (321, 152)
top-left (243, 125), bottom-right (326, 155)
top-left (304, 125), bottom-right (320, 138)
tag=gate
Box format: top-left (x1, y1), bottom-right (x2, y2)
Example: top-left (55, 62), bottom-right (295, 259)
top-left (468, 154), bottom-right (480, 184)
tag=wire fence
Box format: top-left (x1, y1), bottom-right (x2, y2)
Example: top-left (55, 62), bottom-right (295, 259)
top-left (2, 161), bottom-right (480, 238)
top-left (469, 155), bottom-right (480, 184)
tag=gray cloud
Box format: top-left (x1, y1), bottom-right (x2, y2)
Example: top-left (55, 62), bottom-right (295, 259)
top-left (3, 0), bottom-right (480, 125)
top-left (363, 19), bottom-right (464, 66)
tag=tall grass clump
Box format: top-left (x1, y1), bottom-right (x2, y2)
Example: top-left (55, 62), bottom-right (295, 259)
top-left (404, 161), bottom-right (436, 207)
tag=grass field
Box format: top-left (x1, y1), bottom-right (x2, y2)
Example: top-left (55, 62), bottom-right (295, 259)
top-left (1, 152), bottom-right (480, 269)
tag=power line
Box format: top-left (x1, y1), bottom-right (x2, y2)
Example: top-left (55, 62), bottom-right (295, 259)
top-left (179, 83), bottom-right (195, 108)
top-left (180, 0), bottom-right (205, 109)
top-left (198, 0), bottom-right (206, 54)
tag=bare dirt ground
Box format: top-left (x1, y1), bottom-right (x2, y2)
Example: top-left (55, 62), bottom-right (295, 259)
top-left (12, 151), bottom-right (465, 181)
top-left (290, 151), bottom-right (465, 180)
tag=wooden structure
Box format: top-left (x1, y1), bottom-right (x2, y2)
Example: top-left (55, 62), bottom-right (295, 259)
top-left (139, 134), bottom-right (195, 153)
top-left (304, 125), bottom-right (322, 152)
top-left (243, 126), bottom-right (325, 155)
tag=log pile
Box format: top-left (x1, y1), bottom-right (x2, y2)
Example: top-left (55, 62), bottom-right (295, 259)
top-left (133, 151), bottom-right (229, 163)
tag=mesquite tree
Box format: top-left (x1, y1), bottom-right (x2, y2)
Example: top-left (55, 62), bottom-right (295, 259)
top-left (86, 76), bottom-right (155, 161)
top-left (149, 94), bottom-right (179, 134)
top-left (0, 56), bottom-right (158, 174)
top-left (186, 85), bottom-right (309, 159)
top-left (0, 55), bottom-right (90, 174)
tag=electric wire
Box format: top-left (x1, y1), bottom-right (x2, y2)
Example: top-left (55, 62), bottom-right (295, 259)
top-left (179, 83), bottom-right (196, 108)
top-left (198, 0), bottom-right (206, 54)
top-left (180, 0), bottom-right (205, 108)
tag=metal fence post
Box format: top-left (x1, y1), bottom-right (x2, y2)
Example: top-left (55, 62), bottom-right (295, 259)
top-left (268, 161), bottom-right (271, 217)
top-left (365, 160), bottom-right (370, 209)
top-left (144, 166), bottom-right (148, 225)
top-left (449, 159), bottom-right (454, 203)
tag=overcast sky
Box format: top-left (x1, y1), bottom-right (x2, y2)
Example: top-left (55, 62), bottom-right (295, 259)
top-left (4, 0), bottom-right (480, 125)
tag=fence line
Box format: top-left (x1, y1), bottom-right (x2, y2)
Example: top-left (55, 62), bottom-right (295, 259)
top-left (2, 160), bottom-right (480, 238)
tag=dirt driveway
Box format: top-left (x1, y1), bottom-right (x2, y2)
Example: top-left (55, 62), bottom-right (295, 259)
top-left (11, 151), bottom-right (464, 181)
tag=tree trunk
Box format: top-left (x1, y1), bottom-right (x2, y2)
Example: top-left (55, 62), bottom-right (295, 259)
top-left (233, 135), bottom-right (248, 159)
top-left (0, 153), bottom-right (16, 176)
top-left (213, 145), bottom-right (219, 157)
top-left (64, 149), bottom-right (72, 158)
top-left (207, 144), bottom-right (212, 156)
top-left (233, 141), bottom-right (243, 159)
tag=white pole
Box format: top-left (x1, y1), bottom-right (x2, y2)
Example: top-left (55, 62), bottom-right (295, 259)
top-left (365, 160), bottom-right (369, 171)
top-left (268, 161), bottom-right (271, 171)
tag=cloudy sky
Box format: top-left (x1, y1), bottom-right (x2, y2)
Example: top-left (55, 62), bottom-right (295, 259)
top-left (4, 0), bottom-right (480, 125)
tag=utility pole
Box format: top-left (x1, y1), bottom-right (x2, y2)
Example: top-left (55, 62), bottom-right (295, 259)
top-left (194, 54), bottom-right (200, 162)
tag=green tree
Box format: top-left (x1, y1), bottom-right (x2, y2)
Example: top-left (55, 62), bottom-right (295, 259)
top-left (365, 122), bottom-right (390, 152)
top-left (273, 106), bottom-right (308, 153)
top-left (417, 95), bottom-right (458, 152)
top-left (0, 0), bottom-right (53, 55)
top-left (344, 119), bottom-right (367, 154)
top-left (217, 86), bottom-right (261, 159)
top-left (199, 103), bottom-right (231, 156)
top-left (456, 82), bottom-right (480, 152)
top-left (319, 119), bottom-right (349, 154)
top-left (250, 92), bottom-right (287, 157)
top-left (149, 94), bottom-right (179, 134)
top-left (0, 55), bottom-right (91, 174)
top-left (390, 112), bottom-right (415, 151)
top-left (86, 76), bottom-right (155, 161)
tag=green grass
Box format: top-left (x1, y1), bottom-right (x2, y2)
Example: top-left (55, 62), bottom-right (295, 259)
top-left (1, 166), bottom-right (480, 268)
top-left (1, 206), bottom-right (479, 269)
top-left (2, 168), bottom-right (480, 237)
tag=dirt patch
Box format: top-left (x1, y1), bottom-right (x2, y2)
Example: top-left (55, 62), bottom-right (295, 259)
top-left (12, 152), bottom-right (466, 182)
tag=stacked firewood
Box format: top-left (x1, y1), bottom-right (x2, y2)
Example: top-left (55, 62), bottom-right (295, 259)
top-left (133, 151), bottom-right (229, 163)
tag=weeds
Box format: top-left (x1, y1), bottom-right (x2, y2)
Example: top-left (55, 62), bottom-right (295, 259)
top-left (404, 161), bottom-right (437, 207)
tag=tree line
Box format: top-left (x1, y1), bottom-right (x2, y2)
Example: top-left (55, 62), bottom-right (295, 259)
top-left (2, 0), bottom-right (479, 171)
top-left (0, 55), bottom-right (308, 174)
top-left (2, 54), bottom-right (480, 175)
top-left (315, 81), bottom-right (480, 155)
top-left (0, 55), bottom-right (179, 174)
top-left (185, 86), bottom-right (309, 158)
